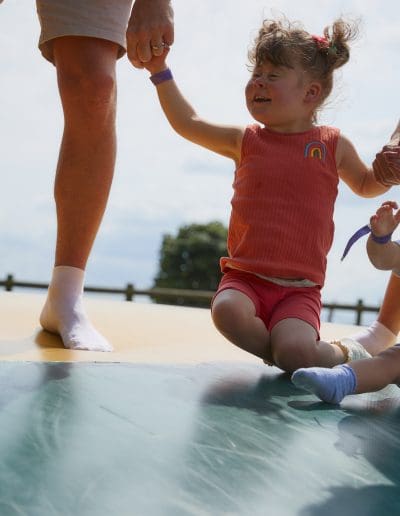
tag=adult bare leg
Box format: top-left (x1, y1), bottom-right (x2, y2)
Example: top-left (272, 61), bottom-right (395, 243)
top-left (40, 37), bottom-right (119, 351)
top-left (376, 272), bottom-right (400, 337)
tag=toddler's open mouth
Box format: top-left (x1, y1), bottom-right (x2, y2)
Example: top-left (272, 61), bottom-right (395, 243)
top-left (253, 96), bottom-right (271, 103)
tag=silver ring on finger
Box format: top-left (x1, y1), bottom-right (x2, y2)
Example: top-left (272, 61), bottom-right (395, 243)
top-left (151, 42), bottom-right (166, 51)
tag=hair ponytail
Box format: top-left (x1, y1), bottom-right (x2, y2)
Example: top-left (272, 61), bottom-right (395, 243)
top-left (248, 16), bottom-right (359, 116)
top-left (322, 19), bottom-right (358, 72)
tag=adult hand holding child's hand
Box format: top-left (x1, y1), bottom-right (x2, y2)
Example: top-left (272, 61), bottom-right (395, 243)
top-left (126, 0), bottom-right (173, 69)
top-left (373, 120), bottom-right (400, 186)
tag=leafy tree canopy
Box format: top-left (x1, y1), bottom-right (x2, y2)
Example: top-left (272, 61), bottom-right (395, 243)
top-left (152, 221), bottom-right (228, 307)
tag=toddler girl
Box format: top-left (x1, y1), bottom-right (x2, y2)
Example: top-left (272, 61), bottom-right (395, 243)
top-left (142, 16), bottom-right (395, 372)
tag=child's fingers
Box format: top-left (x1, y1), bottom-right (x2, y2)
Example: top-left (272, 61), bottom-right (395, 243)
top-left (394, 209), bottom-right (400, 224)
top-left (375, 206), bottom-right (391, 218)
top-left (369, 214), bottom-right (384, 235)
top-left (370, 214), bottom-right (378, 225)
top-left (144, 48), bottom-right (170, 74)
top-left (379, 201), bottom-right (398, 210)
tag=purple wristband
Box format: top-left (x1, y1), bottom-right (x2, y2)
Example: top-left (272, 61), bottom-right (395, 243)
top-left (150, 68), bottom-right (173, 85)
top-left (370, 231), bottom-right (393, 244)
top-left (341, 224), bottom-right (394, 260)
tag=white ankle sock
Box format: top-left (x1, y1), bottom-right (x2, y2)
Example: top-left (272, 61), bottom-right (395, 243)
top-left (349, 320), bottom-right (397, 356)
top-left (40, 266), bottom-right (112, 352)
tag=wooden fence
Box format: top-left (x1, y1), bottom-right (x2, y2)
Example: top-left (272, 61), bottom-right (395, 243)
top-left (0, 273), bottom-right (380, 326)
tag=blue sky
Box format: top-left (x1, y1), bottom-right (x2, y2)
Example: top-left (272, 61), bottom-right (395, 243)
top-left (0, 0), bottom-right (399, 308)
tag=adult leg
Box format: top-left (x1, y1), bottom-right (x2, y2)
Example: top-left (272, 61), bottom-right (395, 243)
top-left (351, 345), bottom-right (400, 392)
top-left (211, 289), bottom-right (272, 362)
top-left (376, 272), bottom-right (400, 337)
top-left (345, 272), bottom-right (400, 355)
top-left (271, 318), bottom-right (346, 373)
top-left (40, 37), bottom-right (119, 351)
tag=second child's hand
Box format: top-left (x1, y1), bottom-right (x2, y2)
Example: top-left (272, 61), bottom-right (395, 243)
top-left (370, 201), bottom-right (400, 237)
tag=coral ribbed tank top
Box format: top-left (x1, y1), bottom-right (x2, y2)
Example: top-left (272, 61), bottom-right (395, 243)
top-left (220, 124), bottom-right (340, 287)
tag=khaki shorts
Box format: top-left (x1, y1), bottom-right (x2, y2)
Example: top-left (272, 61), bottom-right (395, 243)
top-left (36, 0), bottom-right (134, 63)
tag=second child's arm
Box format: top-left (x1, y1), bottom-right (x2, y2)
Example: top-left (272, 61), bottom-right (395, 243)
top-left (367, 239), bottom-right (400, 271)
top-left (145, 60), bottom-right (244, 163)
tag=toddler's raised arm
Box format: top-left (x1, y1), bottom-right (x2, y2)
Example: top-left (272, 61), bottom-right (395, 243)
top-left (137, 49), bottom-right (244, 163)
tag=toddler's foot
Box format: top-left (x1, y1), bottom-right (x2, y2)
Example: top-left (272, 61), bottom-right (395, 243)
top-left (40, 266), bottom-right (112, 352)
top-left (346, 321), bottom-right (397, 356)
top-left (291, 364), bottom-right (357, 404)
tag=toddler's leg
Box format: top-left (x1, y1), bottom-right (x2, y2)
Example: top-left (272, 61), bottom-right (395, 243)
top-left (292, 344), bottom-right (400, 403)
top-left (271, 318), bottom-right (371, 373)
top-left (350, 344), bottom-right (400, 392)
top-left (212, 289), bottom-right (271, 362)
top-left (40, 266), bottom-right (112, 351)
top-left (271, 318), bottom-right (348, 373)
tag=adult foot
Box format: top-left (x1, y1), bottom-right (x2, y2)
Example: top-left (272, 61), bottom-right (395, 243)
top-left (40, 266), bottom-right (112, 352)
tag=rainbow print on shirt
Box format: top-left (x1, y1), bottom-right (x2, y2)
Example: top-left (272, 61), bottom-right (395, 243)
top-left (304, 140), bottom-right (327, 160)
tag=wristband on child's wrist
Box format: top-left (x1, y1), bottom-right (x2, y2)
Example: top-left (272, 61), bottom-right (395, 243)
top-left (341, 224), bottom-right (393, 261)
top-left (150, 68), bottom-right (173, 85)
top-left (370, 231), bottom-right (393, 244)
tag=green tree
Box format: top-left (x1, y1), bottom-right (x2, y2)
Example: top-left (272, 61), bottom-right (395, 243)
top-left (152, 221), bottom-right (228, 307)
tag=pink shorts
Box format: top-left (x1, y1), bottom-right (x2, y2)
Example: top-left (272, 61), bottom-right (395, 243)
top-left (213, 269), bottom-right (321, 338)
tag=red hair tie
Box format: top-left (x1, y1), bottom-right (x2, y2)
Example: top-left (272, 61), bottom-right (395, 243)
top-left (311, 34), bottom-right (329, 48)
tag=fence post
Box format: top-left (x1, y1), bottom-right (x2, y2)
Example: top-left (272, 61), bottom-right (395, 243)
top-left (355, 299), bottom-right (363, 326)
top-left (125, 283), bottom-right (134, 302)
top-left (5, 274), bottom-right (14, 292)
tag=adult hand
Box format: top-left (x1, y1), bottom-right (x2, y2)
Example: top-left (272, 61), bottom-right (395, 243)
top-left (373, 120), bottom-right (400, 186)
top-left (127, 0), bottom-right (174, 69)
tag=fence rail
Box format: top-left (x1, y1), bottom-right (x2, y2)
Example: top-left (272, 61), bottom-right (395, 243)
top-left (0, 273), bottom-right (380, 326)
